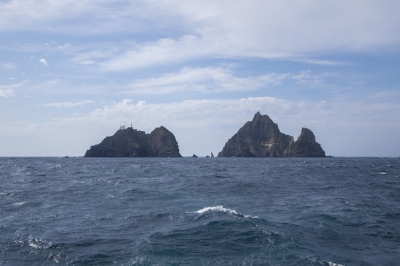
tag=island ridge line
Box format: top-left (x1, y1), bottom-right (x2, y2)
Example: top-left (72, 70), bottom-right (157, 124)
top-left (84, 112), bottom-right (326, 157)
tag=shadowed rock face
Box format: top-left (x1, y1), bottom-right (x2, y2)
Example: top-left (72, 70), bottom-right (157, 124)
top-left (288, 128), bottom-right (326, 157)
top-left (218, 112), bottom-right (293, 157)
top-left (84, 126), bottom-right (181, 157)
top-left (218, 112), bottom-right (326, 157)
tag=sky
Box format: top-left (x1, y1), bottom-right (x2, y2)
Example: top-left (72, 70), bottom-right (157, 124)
top-left (1, 0), bottom-right (400, 157)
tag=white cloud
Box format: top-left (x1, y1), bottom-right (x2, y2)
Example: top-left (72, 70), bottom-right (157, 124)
top-left (291, 70), bottom-right (324, 85)
top-left (79, 60), bottom-right (95, 65)
top-left (169, 1), bottom-right (400, 53)
top-left (3, 1), bottom-right (397, 70)
top-left (0, 83), bottom-right (24, 98)
top-left (2, 1), bottom-right (399, 53)
top-left (1, 63), bottom-right (16, 70)
top-left (97, 0), bottom-right (400, 71)
top-left (54, 97), bottom-right (306, 131)
top-left (99, 35), bottom-right (213, 71)
top-left (39, 58), bottom-right (48, 66)
top-left (68, 46), bottom-right (120, 65)
top-left (128, 67), bottom-right (290, 94)
top-left (0, 0), bottom-right (166, 34)
top-left (7, 78), bottom-right (117, 97)
top-left (0, 87), bottom-right (15, 98)
top-left (126, 67), bottom-right (334, 94)
top-left (37, 100), bottom-right (94, 108)
top-left (291, 59), bottom-right (348, 66)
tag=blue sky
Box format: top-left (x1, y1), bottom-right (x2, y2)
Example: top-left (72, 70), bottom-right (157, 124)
top-left (1, 0), bottom-right (400, 156)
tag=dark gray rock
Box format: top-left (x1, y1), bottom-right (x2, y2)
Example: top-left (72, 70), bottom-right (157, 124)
top-left (218, 112), bottom-right (326, 157)
top-left (84, 126), bottom-right (181, 157)
top-left (218, 112), bottom-right (293, 157)
top-left (288, 128), bottom-right (326, 157)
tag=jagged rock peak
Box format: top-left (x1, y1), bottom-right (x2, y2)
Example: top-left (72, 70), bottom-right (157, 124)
top-left (218, 112), bottom-right (326, 157)
top-left (288, 128), bottom-right (326, 157)
top-left (253, 111), bottom-right (262, 119)
top-left (297, 128), bottom-right (316, 142)
top-left (252, 111), bottom-right (271, 121)
top-left (218, 112), bottom-right (293, 157)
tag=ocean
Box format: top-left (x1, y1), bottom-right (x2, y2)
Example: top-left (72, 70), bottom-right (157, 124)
top-left (0, 157), bottom-right (399, 265)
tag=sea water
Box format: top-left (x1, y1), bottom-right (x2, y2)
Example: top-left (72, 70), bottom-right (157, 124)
top-left (0, 157), bottom-right (399, 265)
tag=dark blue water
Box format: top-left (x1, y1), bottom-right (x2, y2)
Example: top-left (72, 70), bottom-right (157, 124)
top-left (0, 157), bottom-right (399, 265)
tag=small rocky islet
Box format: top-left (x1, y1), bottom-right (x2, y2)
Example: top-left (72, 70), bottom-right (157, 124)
top-left (84, 112), bottom-right (326, 157)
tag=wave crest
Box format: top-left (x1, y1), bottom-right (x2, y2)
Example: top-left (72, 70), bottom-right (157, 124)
top-left (195, 205), bottom-right (259, 219)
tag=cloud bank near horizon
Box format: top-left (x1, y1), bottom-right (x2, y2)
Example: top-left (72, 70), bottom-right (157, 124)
top-left (2, 94), bottom-right (399, 157)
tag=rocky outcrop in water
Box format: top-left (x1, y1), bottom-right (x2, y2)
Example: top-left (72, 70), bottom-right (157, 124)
top-left (218, 112), bottom-right (325, 157)
top-left (84, 126), bottom-right (181, 157)
top-left (288, 128), bottom-right (325, 157)
top-left (218, 112), bottom-right (292, 157)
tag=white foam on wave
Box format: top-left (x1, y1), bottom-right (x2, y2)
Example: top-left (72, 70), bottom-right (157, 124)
top-left (28, 236), bottom-right (52, 250)
top-left (328, 262), bottom-right (344, 266)
top-left (12, 202), bottom-right (26, 206)
top-left (195, 205), bottom-right (259, 219)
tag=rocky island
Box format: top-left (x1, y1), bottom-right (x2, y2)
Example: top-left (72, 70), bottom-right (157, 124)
top-left (218, 112), bottom-right (325, 157)
top-left (84, 126), bottom-right (181, 157)
top-left (286, 127), bottom-right (326, 157)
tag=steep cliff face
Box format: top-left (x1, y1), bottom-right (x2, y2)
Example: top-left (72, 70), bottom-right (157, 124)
top-left (147, 126), bottom-right (181, 157)
top-left (218, 112), bottom-right (326, 157)
top-left (84, 126), bottom-right (181, 157)
top-left (218, 112), bottom-right (293, 157)
top-left (288, 128), bottom-right (326, 157)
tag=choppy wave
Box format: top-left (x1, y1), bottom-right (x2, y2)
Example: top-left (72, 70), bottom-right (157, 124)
top-left (194, 205), bottom-right (259, 219)
top-left (0, 157), bottom-right (399, 265)
top-left (328, 262), bottom-right (345, 266)
top-left (12, 201), bottom-right (26, 206)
